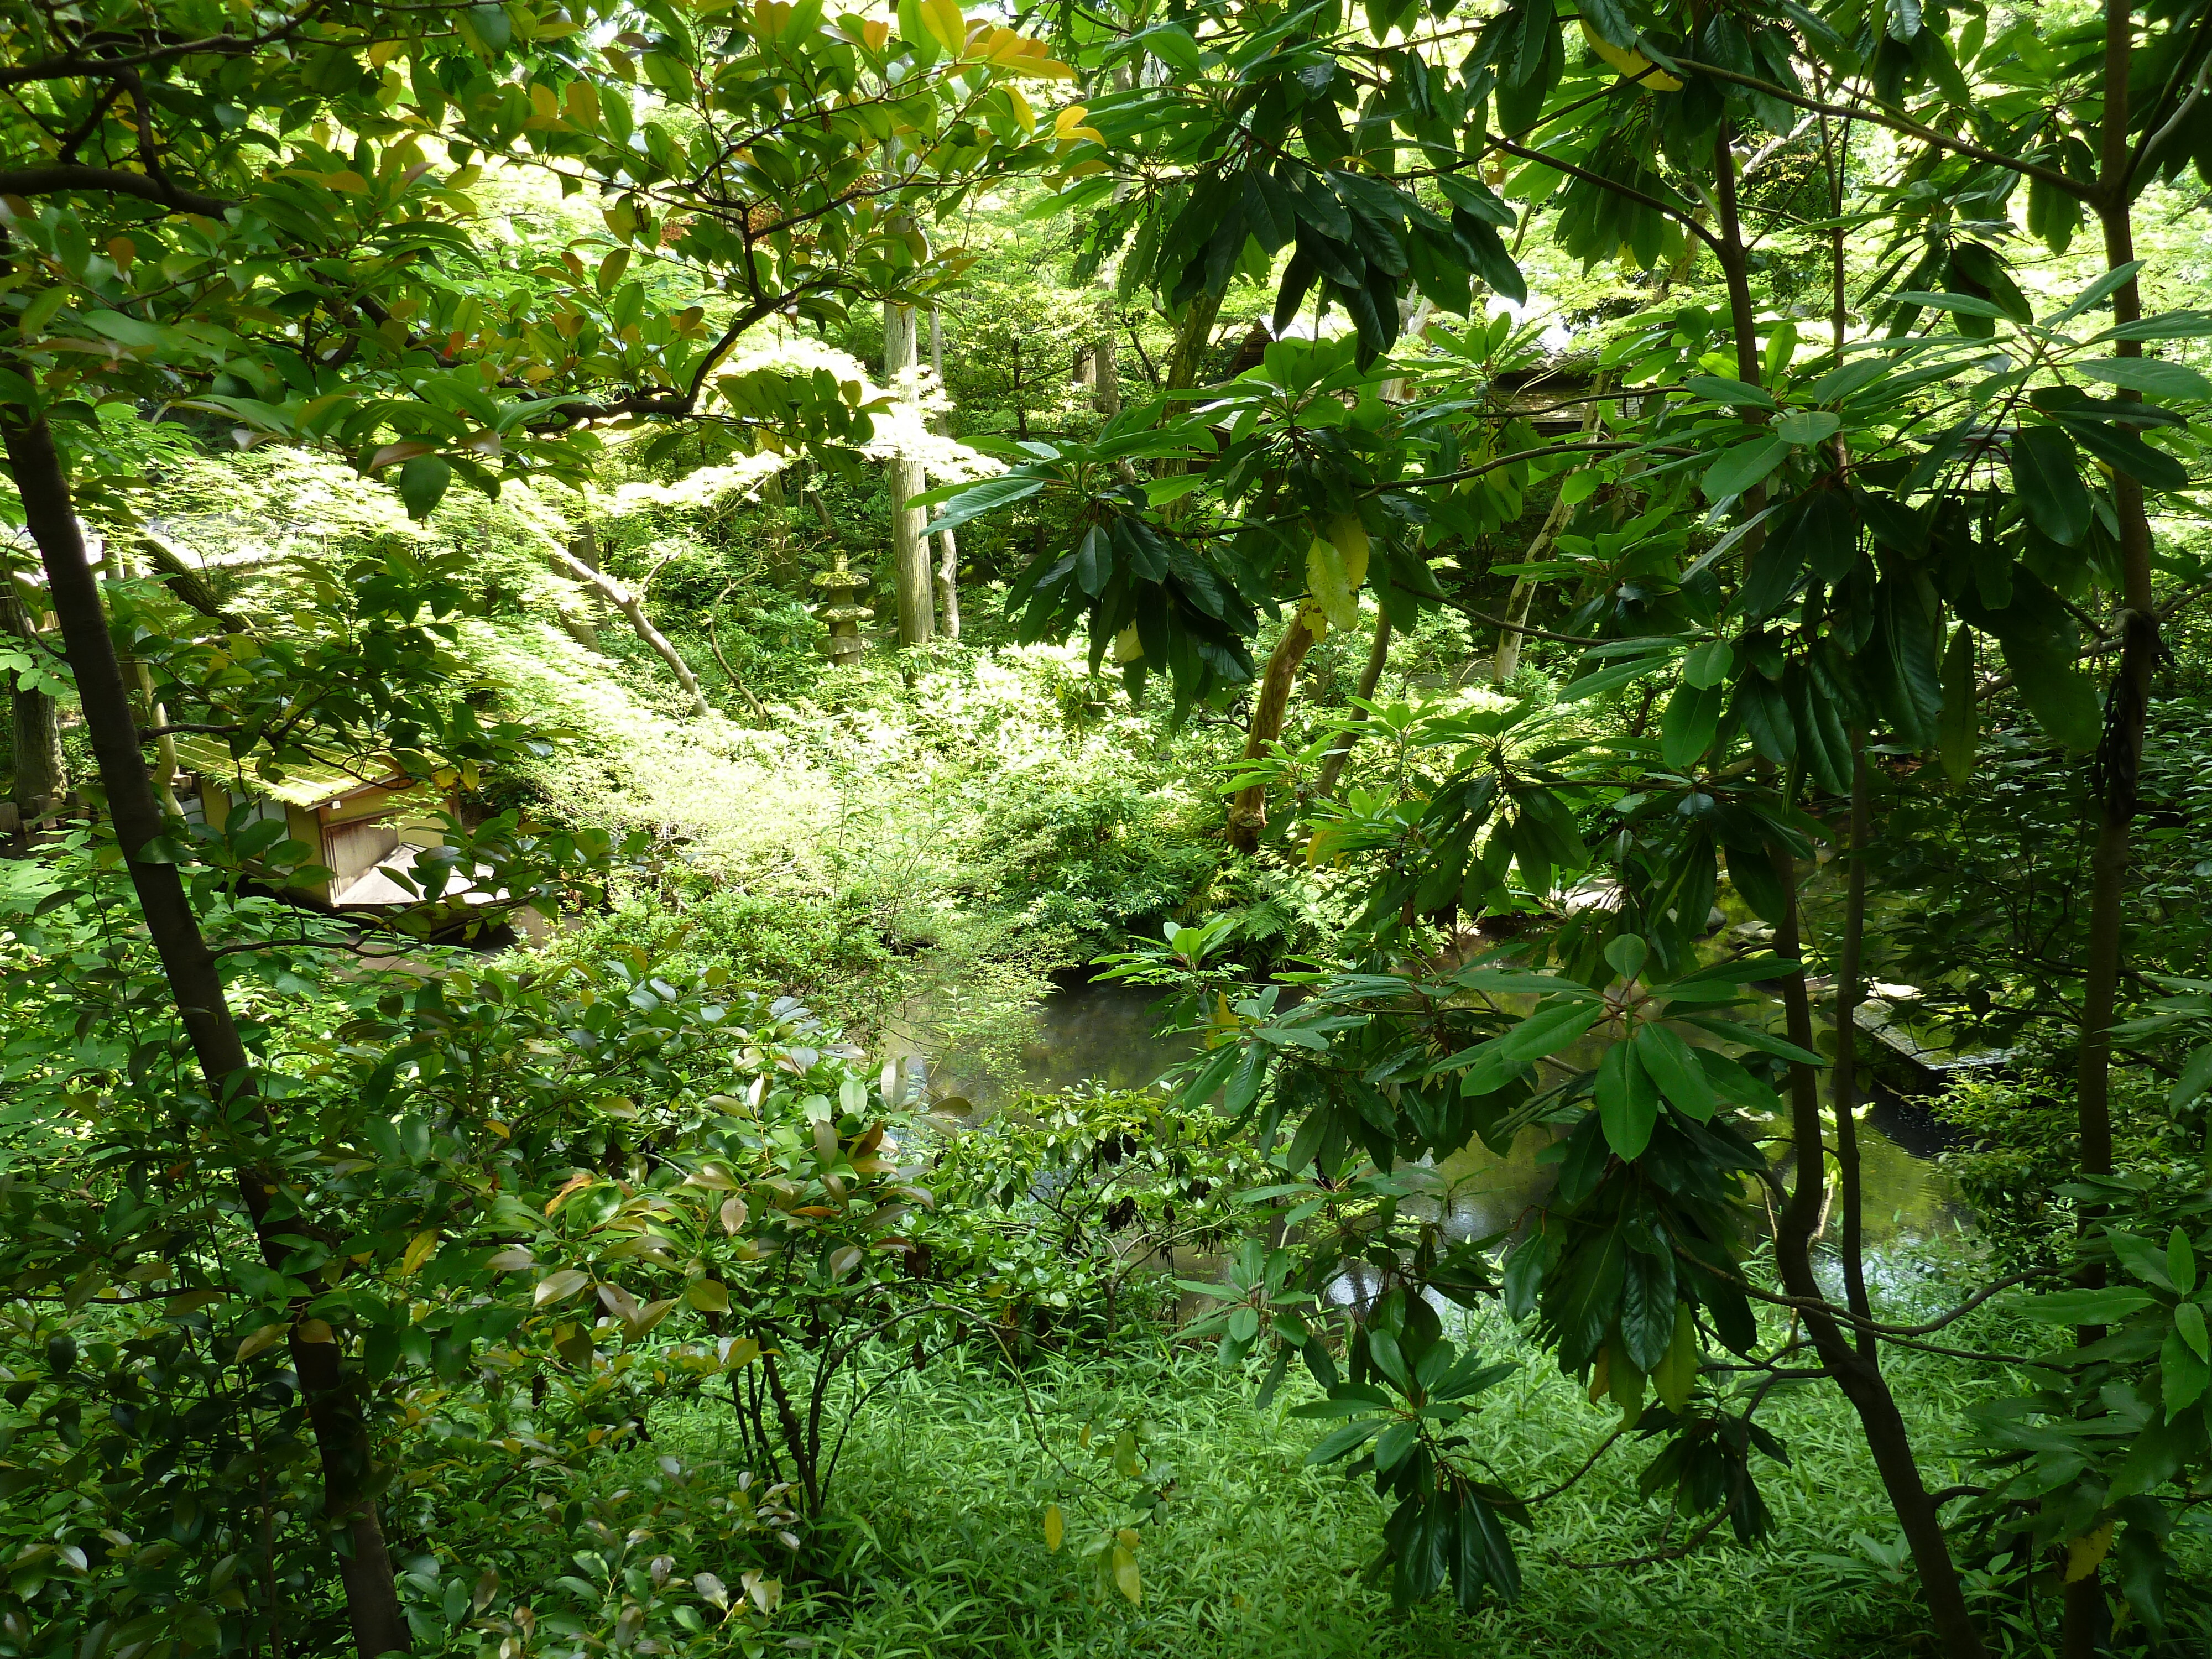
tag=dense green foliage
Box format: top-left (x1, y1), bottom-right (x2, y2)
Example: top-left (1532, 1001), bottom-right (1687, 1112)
top-left (12, 0), bottom-right (2212, 1655)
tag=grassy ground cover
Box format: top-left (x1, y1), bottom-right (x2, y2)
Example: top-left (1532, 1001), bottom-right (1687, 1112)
top-left (617, 1246), bottom-right (2167, 1659)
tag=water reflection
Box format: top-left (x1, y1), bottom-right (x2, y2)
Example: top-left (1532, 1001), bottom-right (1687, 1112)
top-left (921, 980), bottom-right (1960, 1243)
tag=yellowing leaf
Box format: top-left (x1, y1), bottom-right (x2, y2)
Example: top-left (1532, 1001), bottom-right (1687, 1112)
top-left (234, 1323), bottom-right (285, 1364)
top-left (528, 81), bottom-right (560, 120)
top-left (565, 77), bottom-right (600, 126)
top-left (1052, 103), bottom-right (1088, 138)
top-left (718, 1196), bottom-right (749, 1235)
top-left (486, 1247), bottom-right (536, 1271)
top-left (1113, 623), bottom-right (1142, 664)
top-left (1111, 1541), bottom-right (1141, 1604)
top-left (2065, 1521), bottom-right (2115, 1583)
top-left (546, 1171), bottom-right (595, 1214)
top-left (1004, 86), bottom-right (1036, 132)
top-left (1327, 513), bottom-right (1371, 588)
top-left (1306, 536), bottom-right (1358, 630)
top-left (401, 1229), bottom-right (440, 1276)
top-left (1043, 1503), bottom-right (1063, 1552)
top-left (1578, 19), bottom-right (1683, 91)
top-left (917, 0), bottom-right (965, 54)
top-left (534, 1267), bottom-right (591, 1306)
top-left (687, 1279), bottom-right (732, 1313)
top-left (295, 1318), bottom-right (334, 1344)
top-left (368, 38), bottom-right (406, 67)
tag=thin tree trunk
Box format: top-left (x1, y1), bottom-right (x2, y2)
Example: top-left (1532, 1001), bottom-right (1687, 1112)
top-left (1768, 850), bottom-right (1987, 1659)
top-left (1093, 286), bottom-right (1121, 417)
top-left (1490, 570), bottom-right (1541, 684)
top-left (1833, 735), bottom-right (1875, 1355)
top-left (1712, 116), bottom-right (1985, 1656)
top-left (542, 542), bottom-right (710, 717)
top-left (2063, 7), bottom-right (2159, 1651)
top-left (2, 411), bottom-right (411, 1659)
top-left (757, 471), bottom-right (801, 589)
top-left (1493, 388), bottom-right (1608, 682)
top-left (927, 307), bottom-right (959, 639)
top-left (884, 300), bottom-right (933, 647)
top-left (1164, 289), bottom-right (1224, 395)
top-left (1313, 612), bottom-right (1392, 800)
top-left (1226, 606), bottom-right (1323, 853)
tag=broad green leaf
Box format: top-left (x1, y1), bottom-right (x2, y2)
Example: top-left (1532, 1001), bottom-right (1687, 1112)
top-left (1632, 1024), bottom-right (1718, 1121)
top-left (919, 474), bottom-right (1044, 536)
top-left (1775, 410), bottom-right (1839, 446)
top-left (1994, 626), bottom-right (2100, 752)
top-left (1681, 639), bottom-right (1734, 689)
top-left (2008, 425), bottom-right (2092, 546)
top-left (1702, 435), bottom-right (1791, 502)
top-left (1659, 680), bottom-right (1725, 770)
top-left (2070, 357), bottom-right (2212, 400)
top-left (1685, 375), bottom-right (1775, 409)
top-left (1595, 1042), bottom-right (1658, 1160)
top-left (2015, 1286), bottom-right (2154, 1324)
top-left (2164, 1327), bottom-right (2210, 1413)
top-left (2171, 1229), bottom-right (2200, 1300)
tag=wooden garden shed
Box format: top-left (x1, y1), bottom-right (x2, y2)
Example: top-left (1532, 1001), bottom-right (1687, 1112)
top-left (170, 737), bottom-right (458, 910)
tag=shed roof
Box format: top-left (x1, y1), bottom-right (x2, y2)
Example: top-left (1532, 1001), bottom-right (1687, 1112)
top-left (170, 735), bottom-right (406, 810)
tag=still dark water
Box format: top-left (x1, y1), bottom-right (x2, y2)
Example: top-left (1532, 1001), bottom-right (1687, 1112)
top-left (914, 980), bottom-right (1963, 1246)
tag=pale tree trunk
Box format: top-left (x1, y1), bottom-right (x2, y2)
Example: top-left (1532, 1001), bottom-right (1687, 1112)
top-left (1493, 385), bottom-right (1611, 682)
top-left (884, 300), bottom-right (933, 647)
top-left (1312, 612), bottom-right (1392, 800)
top-left (1226, 605), bottom-right (1323, 853)
top-left (927, 307), bottom-right (959, 639)
top-left (543, 541), bottom-right (711, 717)
top-left (1164, 289), bottom-right (1223, 395)
top-left (1375, 296), bottom-right (1433, 402)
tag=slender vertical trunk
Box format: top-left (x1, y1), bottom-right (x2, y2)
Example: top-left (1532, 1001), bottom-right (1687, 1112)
top-left (1769, 851), bottom-right (1986, 1659)
top-left (884, 300), bottom-right (933, 648)
top-left (1833, 735), bottom-right (1875, 1354)
top-left (1164, 290), bottom-right (1224, 396)
top-left (1313, 612), bottom-right (1392, 800)
top-left (927, 307), bottom-right (960, 639)
top-left (1, 412), bottom-right (411, 1659)
top-left (1226, 606), bottom-right (1322, 853)
top-left (1712, 116), bottom-right (1983, 1653)
top-left (1490, 575), bottom-right (1539, 684)
top-left (1495, 380), bottom-right (1613, 682)
top-left (2064, 6), bottom-right (2158, 1652)
top-left (1093, 285), bottom-right (1121, 418)
top-left (758, 472), bottom-right (801, 589)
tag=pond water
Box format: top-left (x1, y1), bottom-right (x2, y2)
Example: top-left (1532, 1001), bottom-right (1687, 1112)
top-left (913, 978), bottom-right (1965, 1247)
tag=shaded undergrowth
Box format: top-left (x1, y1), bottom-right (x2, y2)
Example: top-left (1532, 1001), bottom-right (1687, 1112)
top-left (633, 1264), bottom-right (2154, 1659)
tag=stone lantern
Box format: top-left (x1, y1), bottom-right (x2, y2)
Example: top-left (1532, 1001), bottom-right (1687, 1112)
top-left (812, 552), bottom-right (873, 668)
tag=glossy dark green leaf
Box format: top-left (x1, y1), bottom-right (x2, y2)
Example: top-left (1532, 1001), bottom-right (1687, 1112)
top-left (1595, 1042), bottom-right (1659, 1160)
top-left (2008, 424), bottom-right (2093, 546)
